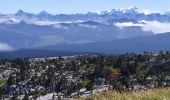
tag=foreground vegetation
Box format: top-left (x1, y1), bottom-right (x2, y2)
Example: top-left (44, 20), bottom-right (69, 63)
top-left (81, 88), bottom-right (170, 100)
top-left (0, 51), bottom-right (170, 99)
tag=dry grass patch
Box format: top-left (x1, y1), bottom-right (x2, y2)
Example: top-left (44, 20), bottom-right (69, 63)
top-left (79, 88), bottom-right (170, 100)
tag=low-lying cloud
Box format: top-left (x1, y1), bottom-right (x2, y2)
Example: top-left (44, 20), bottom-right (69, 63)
top-left (141, 21), bottom-right (170, 34)
top-left (114, 22), bottom-right (143, 29)
top-left (114, 21), bottom-right (170, 34)
top-left (0, 43), bottom-right (13, 52)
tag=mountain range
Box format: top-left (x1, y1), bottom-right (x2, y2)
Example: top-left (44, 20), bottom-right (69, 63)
top-left (1, 7), bottom-right (170, 58)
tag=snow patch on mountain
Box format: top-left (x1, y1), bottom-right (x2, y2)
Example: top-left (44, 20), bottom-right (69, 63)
top-left (140, 9), bottom-right (155, 15)
top-left (118, 6), bottom-right (138, 13)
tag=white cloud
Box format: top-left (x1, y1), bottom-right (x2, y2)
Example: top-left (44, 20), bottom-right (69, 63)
top-left (114, 22), bottom-right (143, 29)
top-left (32, 21), bottom-right (58, 26)
top-left (114, 21), bottom-right (170, 34)
top-left (0, 43), bottom-right (13, 52)
top-left (79, 24), bottom-right (97, 29)
top-left (140, 21), bottom-right (170, 34)
top-left (53, 24), bottom-right (69, 29)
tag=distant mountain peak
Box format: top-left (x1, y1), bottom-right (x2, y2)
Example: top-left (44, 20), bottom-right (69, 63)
top-left (15, 10), bottom-right (33, 17)
top-left (116, 6), bottom-right (138, 13)
top-left (38, 10), bottom-right (52, 16)
top-left (163, 10), bottom-right (170, 15)
top-left (16, 10), bottom-right (25, 15)
top-left (123, 6), bottom-right (137, 10)
top-left (100, 6), bottom-right (138, 16)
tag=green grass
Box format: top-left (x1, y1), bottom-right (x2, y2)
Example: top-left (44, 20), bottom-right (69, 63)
top-left (79, 88), bottom-right (170, 100)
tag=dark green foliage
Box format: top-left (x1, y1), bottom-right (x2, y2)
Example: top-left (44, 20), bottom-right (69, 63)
top-left (11, 92), bottom-right (18, 100)
top-left (7, 74), bottom-right (16, 85)
top-left (0, 52), bottom-right (170, 98)
top-left (0, 87), bottom-right (4, 99)
top-left (22, 94), bottom-right (29, 100)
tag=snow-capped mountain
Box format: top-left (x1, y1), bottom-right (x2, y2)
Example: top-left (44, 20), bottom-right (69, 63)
top-left (1, 7), bottom-right (170, 55)
top-left (1, 6), bottom-right (170, 24)
top-left (101, 6), bottom-right (138, 15)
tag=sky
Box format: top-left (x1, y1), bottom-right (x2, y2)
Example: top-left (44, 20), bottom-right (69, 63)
top-left (0, 0), bottom-right (170, 14)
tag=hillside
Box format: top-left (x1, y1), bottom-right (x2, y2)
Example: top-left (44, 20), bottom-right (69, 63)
top-left (43, 32), bottom-right (170, 54)
top-left (1, 32), bottom-right (170, 59)
top-left (0, 21), bottom-right (153, 49)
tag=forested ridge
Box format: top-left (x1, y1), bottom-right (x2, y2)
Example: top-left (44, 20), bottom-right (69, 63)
top-left (0, 52), bottom-right (170, 99)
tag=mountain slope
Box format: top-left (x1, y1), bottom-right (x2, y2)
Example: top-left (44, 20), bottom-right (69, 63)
top-left (0, 21), bottom-right (153, 49)
top-left (1, 33), bottom-right (170, 59)
top-left (42, 32), bottom-right (170, 54)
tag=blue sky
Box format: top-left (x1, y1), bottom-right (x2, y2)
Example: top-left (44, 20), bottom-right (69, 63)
top-left (0, 0), bottom-right (169, 14)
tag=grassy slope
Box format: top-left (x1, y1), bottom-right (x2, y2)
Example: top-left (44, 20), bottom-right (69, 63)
top-left (79, 88), bottom-right (170, 100)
